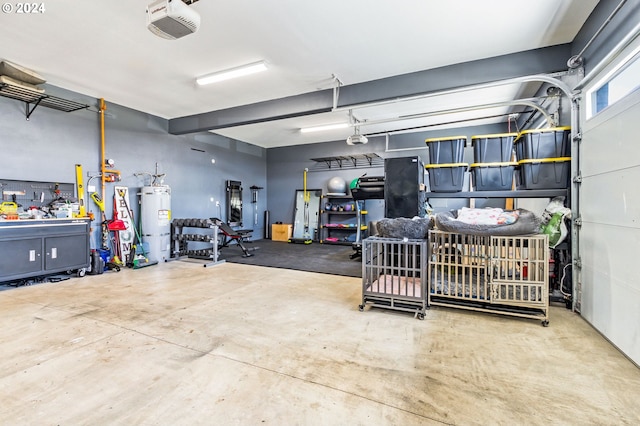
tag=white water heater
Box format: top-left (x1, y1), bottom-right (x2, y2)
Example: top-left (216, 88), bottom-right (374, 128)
top-left (141, 185), bottom-right (171, 262)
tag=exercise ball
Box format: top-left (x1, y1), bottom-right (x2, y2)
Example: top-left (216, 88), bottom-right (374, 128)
top-left (327, 176), bottom-right (347, 195)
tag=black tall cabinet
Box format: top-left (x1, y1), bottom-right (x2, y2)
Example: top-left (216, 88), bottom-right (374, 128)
top-left (384, 156), bottom-right (426, 218)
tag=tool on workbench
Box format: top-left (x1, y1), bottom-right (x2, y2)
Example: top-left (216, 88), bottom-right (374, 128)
top-left (75, 164), bottom-right (87, 218)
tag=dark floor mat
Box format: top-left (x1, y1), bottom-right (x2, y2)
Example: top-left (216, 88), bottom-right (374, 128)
top-left (219, 239), bottom-right (362, 277)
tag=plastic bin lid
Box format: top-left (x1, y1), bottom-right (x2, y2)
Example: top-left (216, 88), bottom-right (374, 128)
top-left (518, 126), bottom-right (571, 135)
top-left (517, 157), bottom-right (571, 165)
top-left (425, 135), bottom-right (467, 143)
top-left (515, 126), bottom-right (571, 142)
top-left (470, 161), bottom-right (518, 168)
top-left (424, 162), bottom-right (469, 169)
top-left (470, 133), bottom-right (517, 140)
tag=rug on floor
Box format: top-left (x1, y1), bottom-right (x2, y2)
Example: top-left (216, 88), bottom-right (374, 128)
top-left (219, 239), bottom-right (362, 278)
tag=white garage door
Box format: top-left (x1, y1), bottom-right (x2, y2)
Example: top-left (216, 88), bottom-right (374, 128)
top-left (579, 36), bottom-right (640, 366)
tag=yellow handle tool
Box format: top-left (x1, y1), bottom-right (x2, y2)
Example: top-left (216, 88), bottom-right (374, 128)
top-left (0, 201), bottom-right (18, 213)
top-left (90, 192), bottom-right (105, 212)
top-left (75, 164), bottom-right (87, 217)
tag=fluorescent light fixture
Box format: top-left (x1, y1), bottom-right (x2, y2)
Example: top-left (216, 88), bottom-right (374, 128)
top-left (300, 122), bottom-right (349, 133)
top-left (196, 61), bottom-right (268, 85)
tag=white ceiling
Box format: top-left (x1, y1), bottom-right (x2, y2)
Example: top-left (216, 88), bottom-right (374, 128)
top-left (0, 0), bottom-right (599, 148)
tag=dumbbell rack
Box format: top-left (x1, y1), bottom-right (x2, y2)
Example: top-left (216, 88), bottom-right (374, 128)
top-left (170, 218), bottom-right (225, 267)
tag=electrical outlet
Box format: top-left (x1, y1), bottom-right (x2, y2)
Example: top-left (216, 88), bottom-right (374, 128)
top-left (215, 201), bottom-right (220, 206)
top-left (88, 185), bottom-right (96, 193)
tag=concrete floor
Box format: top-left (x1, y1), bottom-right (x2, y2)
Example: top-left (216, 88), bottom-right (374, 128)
top-left (1, 261), bottom-right (639, 425)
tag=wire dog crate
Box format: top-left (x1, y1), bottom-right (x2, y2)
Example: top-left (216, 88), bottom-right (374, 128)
top-left (360, 237), bottom-right (428, 319)
top-left (428, 230), bottom-right (549, 325)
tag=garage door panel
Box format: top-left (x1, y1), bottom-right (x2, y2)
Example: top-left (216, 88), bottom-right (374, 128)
top-left (582, 90), bottom-right (640, 176)
top-left (580, 255), bottom-right (640, 360)
top-left (580, 166), bottom-right (640, 228)
top-left (580, 224), bottom-right (640, 364)
top-left (580, 225), bottom-right (640, 294)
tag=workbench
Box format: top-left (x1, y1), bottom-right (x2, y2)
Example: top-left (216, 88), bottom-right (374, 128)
top-left (0, 218), bottom-right (90, 283)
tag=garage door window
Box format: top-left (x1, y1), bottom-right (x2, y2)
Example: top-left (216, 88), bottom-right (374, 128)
top-left (587, 47), bottom-right (640, 118)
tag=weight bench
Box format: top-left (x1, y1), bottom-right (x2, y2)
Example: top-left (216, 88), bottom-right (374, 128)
top-left (211, 218), bottom-right (258, 257)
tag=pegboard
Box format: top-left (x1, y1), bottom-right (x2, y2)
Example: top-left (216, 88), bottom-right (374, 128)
top-left (0, 178), bottom-right (75, 209)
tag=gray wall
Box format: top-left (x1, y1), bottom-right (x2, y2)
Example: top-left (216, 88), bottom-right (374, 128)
top-left (266, 123), bottom-right (509, 231)
top-left (0, 85), bottom-right (267, 249)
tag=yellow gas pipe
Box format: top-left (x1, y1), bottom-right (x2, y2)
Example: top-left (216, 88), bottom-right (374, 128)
top-left (98, 98), bottom-right (121, 249)
top-left (100, 98), bottom-right (106, 207)
top-left (99, 98), bottom-right (121, 205)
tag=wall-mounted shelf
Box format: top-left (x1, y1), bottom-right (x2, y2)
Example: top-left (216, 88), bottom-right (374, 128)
top-left (0, 83), bottom-right (89, 120)
top-left (310, 153), bottom-right (383, 171)
top-left (425, 189), bottom-right (568, 199)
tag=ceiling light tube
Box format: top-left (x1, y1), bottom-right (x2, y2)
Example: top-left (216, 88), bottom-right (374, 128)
top-left (300, 122), bottom-right (349, 133)
top-left (196, 61), bottom-right (268, 85)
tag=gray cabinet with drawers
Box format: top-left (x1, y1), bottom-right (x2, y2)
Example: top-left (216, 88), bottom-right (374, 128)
top-left (0, 219), bottom-right (90, 282)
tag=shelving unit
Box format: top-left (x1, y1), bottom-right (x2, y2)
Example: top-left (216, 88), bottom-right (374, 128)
top-left (319, 194), bottom-right (366, 245)
top-left (0, 82), bottom-right (89, 120)
top-left (425, 186), bottom-right (571, 213)
top-left (425, 189), bottom-right (568, 199)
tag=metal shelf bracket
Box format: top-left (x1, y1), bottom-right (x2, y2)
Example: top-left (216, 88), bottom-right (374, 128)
top-left (0, 82), bottom-right (89, 120)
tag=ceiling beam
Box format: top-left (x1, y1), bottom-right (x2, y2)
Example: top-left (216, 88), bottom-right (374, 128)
top-left (168, 43), bottom-right (571, 136)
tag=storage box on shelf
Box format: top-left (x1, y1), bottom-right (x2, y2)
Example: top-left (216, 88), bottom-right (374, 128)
top-left (516, 157), bottom-right (571, 190)
top-left (512, 126), bottom-right (572, 191)
top-left (424, 163), bottom-right (468, 192)
top-left (514, 126), bottom-right (571, 160)
top-left (319, 194), bottom-right (366, 245)
top-left (470, 161), bottom-right (517, 191)
top-left (425, 136), bottom-right (467, 164)
top-left (471, 133), bottom-right (517, 163)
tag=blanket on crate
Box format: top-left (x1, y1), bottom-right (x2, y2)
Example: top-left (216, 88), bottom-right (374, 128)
top-left (375, 217), bottom-right (434, 239)
top-left (435, 207), bottom-right (541, 236)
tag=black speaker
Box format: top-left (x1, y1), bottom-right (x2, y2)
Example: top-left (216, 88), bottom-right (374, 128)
top-left (384, 156), bottom-right (426, 218)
